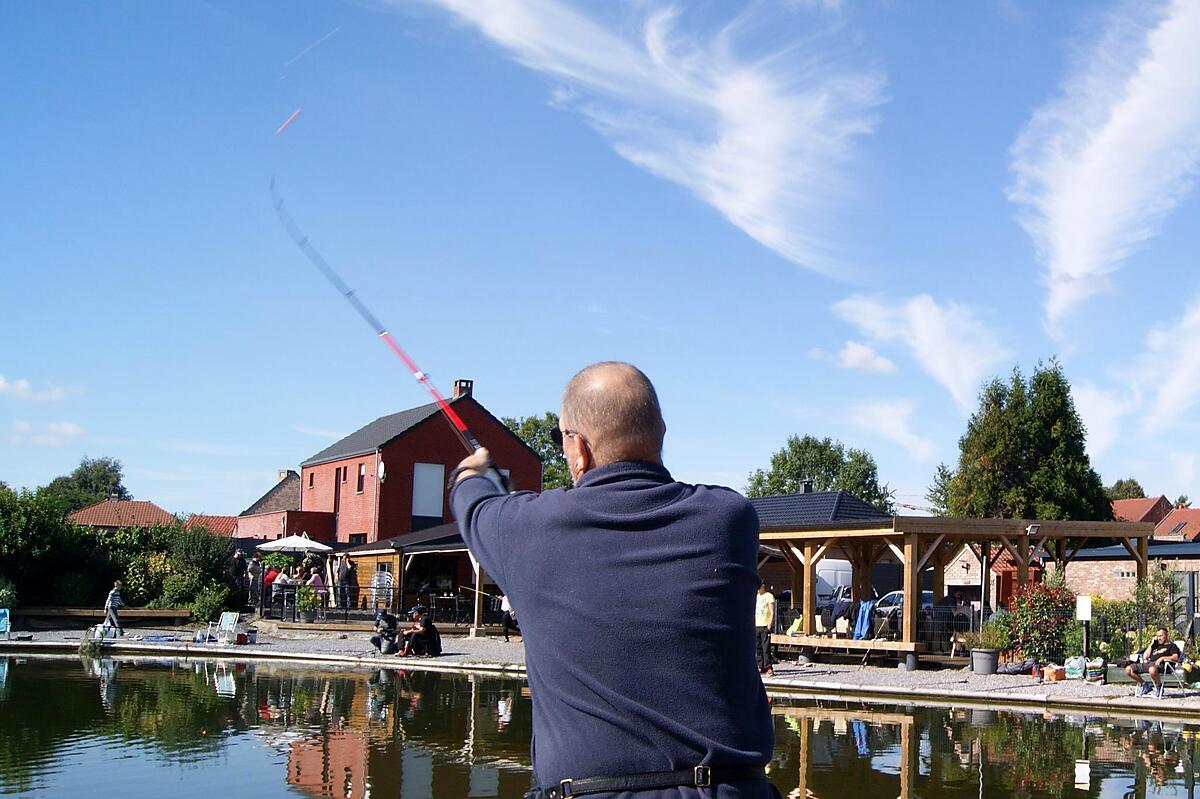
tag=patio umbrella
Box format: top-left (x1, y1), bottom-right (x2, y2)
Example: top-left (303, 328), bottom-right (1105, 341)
top-left (257, 533), bottom-right (333, 554)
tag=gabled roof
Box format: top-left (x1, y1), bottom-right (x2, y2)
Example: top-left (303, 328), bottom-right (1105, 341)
top-left (240, 470), bottom-right (301, 516)
top-left (1154, 508), bottom-right (1200, 541)
top-left (1112, 496), bottom-right (1170, 524)
top-left (299, 400), bottom-right (456, 468)
top-left (749, 490), bottom-right (891, 532)
top-left (184, 514), bottom-right (239, 537)
top-left (69, 499), bottom-right (175, 529)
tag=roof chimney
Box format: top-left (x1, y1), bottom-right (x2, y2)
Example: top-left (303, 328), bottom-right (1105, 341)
top-left (801, 479), bottom-right (813, 494)
top-left (453, 379), bottom-right (473, 398)
top-left (277, 469), bottom-right (290, 483)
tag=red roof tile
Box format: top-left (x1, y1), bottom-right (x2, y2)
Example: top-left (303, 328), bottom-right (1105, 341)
top-left (69, 499), bottom-right (175, 528)
top-left (1154, 508), bottom-right (1200, 541)
top-left (184, 514), bottom-right (239, 537)
top-left (1112, 497), bottom-right (1166, 523)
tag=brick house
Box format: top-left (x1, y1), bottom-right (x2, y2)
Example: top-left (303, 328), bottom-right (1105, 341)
top-left (1052, 540), bottom-right (1200, 600)
top-left (235, 469), bottom-right (337, 541)
top-left (69, 498), bottom-right (175, 532)
top-left (1153, 507), bottom-right (1200, 541)
top-left (297, 380), bottom-right (541, 545)
top-left (1112, 496), bottom-right (1173, 528)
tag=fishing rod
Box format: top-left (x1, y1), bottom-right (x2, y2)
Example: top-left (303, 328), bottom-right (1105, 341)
top-left (269, 175), bottom-right (480, 456)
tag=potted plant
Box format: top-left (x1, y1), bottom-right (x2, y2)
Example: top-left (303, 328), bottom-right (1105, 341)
top-left (964, 621), bottom-right (1009, 676)
top-left (296, 586), bottom-right (319, 622)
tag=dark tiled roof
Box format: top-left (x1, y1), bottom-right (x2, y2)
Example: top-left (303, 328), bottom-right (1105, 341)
top-left (184, 514), bottom-right (239, 536)
top-left (299, 400), bottom-right (454, 468)
top-left (241, 470), bottom-right (301, 516)
top-left (70, 499), bottom-right (176, 528)
top-left (1059, 540), bottom-right (1200, 560)
top-left (749, 490), bottom-right (891, 531)
top-left (341, 522), bottom-right (461, 554)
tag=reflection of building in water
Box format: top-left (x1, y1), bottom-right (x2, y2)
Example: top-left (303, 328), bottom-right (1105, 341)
top-left (288, 731), bottom-right (369, 799)
top-left (261, 670), bottom-right (532, 799)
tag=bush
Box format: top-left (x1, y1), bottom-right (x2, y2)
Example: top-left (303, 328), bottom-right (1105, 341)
top-left (0, 575), bottom-right (16, 608)
top-left (188, 582), bottom-right (230, 622)
top-left (963, 620), bottom-right (1010, 651)
top-left (261, 553), bottom-right (292, 571)
top-left (296, 585), bottom-right (319, 613)
top-left (54, 571), bottom-right (100, 606)
top-left (1009, 576), bottom-right (1076, 663)
top-left (162, 572), bottom-right (203, 607)
top-left (123, 551), bottom-right (174, 606)
top-left (170, 525), bottom-right (234, 585)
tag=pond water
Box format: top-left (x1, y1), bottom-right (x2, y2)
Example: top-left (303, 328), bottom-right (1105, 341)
top-left (1, 655), bottom-right (1197, 798)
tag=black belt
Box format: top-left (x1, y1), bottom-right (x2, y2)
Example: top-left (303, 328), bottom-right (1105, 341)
top-left (536, 764), bottom-right (767, 798)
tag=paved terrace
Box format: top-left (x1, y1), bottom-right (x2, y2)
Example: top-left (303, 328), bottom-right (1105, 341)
top-left (5, 627), bottom-right (1200, 719)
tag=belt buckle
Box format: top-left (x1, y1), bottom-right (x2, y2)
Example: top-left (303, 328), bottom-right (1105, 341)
top-left (694, 765), bottom-right (711, 788)
top-left (558, 778), bottom-right (573, 798)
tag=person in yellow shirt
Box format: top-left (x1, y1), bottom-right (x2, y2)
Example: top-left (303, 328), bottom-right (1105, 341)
top-left (755, 580), bottom-right (776, 676)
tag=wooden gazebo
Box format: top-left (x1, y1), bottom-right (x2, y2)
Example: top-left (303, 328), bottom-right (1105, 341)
top-left (763, 515), bottom-right (1154, 667)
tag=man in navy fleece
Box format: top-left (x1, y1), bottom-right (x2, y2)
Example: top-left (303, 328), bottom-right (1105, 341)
top-left (451, 362), bottom-right (777, 799)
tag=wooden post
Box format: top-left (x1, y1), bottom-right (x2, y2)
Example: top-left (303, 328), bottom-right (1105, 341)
top-left (980, 541), bottom-right (992, 613)
top-left (902, 533), bottom-right (919, 645)
top-left (803, 541), bottom-right (817, 639)
top-left (469, 554), bottom-right (485, 638)
top-left (1016, 532), bottom-right (1030, 589)
top-left (930, 544), bottom-right (945, 604)
top-left (1137, 535), bottom-right (1149, 584)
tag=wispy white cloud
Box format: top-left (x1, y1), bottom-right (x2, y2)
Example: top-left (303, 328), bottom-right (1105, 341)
top-left (0, 375), bottom-right (72, 401)
top-left (10, 419), bottom-right (86, 447)
top-left (810, 340), bottom-right (896, 374)
top-left (417, 0), bottom-right (884, 277)
top-left (1138, 295), bottom-right (1200, 434)
top-left (292, 424), bottom-right (346, 440)
top-left (1009, 0), bottom-right (1200, 325)
top-left (1072, 382), bottom-right (1137, 457)
top-left (850, 398), bottom-right (934, 462)
top-left (832, 294), bottom-right (1010, 412)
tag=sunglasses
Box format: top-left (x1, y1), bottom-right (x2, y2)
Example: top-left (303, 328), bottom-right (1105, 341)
top-left (550, 428), bottom-right (583, 447)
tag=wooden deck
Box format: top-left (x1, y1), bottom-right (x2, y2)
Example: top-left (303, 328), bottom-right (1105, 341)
top-left (12, 607), bottom-right (191, 624)
top-left (771, 633), bottom-right (925, 654)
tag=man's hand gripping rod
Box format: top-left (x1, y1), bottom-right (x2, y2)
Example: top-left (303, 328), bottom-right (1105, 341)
top-left (271, 176), bottom-right (509, 489)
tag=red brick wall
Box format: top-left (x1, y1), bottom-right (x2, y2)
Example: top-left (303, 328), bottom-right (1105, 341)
top-left (376, 398), bottom-right (542, 542)
top-left (1050, 559), bottom-right (1200, 600)
top-left (235, 510), bottom-right (336, 541)
top-left (300, 397), bottom-right (542, 544)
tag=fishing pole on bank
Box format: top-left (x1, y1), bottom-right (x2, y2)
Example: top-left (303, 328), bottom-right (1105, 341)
top-left (268, 174), bottom-right (481, 456)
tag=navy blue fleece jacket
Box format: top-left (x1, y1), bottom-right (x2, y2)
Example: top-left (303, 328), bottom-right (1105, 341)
top-left (450, 461), bottom-right (776, 798)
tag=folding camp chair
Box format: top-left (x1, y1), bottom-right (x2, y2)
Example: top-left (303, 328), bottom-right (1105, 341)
top-left (1162, 640), bottom-right (1193, 698)
top-left (210, 612), bottom-right (240, 645)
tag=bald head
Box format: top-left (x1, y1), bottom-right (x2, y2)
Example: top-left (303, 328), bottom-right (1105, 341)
top-left (561, 362), bottom-right (666, 467)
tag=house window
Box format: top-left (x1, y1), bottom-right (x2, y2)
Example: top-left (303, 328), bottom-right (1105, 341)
top-left (1117, 569), bottom-right (1136, 578)
top-left (357, 463), bottom-right (365, 493)
top-left (340, 466), bottom-right (347, 483)
top-left (348, 533), bottom-right (366, 545)
top-left (308, 473), bottom-right (313, 488)
top-left (376, 562), bottom-right (392, 573)
top-left (412, 462), bottom-right (446, 530)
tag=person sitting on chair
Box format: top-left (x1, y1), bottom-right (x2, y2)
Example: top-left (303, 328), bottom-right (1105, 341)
top-left (1126, 627), bottom-right (1181, 698)
top-left (370, 609), bottom-right (398, 655)
top-left (400, 609), bottom-right (442, 657)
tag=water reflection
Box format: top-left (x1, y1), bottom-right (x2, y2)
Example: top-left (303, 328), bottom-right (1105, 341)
top-left (2, 655), bottom-right (1200, 798)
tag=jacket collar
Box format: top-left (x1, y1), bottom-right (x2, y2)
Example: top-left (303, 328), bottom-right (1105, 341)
top-left (574, 460), bottom-right (673, 489)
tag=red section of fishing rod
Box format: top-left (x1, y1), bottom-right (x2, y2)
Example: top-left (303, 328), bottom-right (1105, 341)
top-left (270, 175), bottom-right (479, 455)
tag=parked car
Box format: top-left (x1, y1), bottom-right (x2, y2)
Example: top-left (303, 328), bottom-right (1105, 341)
top-left (873, 590), bottom-right (933, 631)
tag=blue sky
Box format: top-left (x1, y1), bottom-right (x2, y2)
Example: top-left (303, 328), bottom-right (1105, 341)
top-left (3, 0), bottom-right (1200, 514)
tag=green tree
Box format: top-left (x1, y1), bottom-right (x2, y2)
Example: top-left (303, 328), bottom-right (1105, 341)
top-left (935, 362), bottom-right (1110, 521)
top-left (925, 463), bottom-right (954, 516)
top-left (502, 412), bottom-right (571, 491)
top-left (43, 456), bottom-right (131, 513)
top-left (1176, 495), bottom-right (1191, 509)
top-left (746, 434), bottom-right (894, 512)
top-left (1105, 478), bottom-right (1146, 501)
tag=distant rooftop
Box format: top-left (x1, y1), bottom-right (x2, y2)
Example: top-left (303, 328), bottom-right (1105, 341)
top-left (70, 499), bottom-right (175, 528)
top-left (299, 400), bottom-right (457, 468)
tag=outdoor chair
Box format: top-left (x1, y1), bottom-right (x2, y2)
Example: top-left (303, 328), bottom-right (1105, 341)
top-left (1162, 640), bottom-right (1193, 698)
top-left (0, 609), bottom-right (10, 641)
top-left (210, 611), bottom-right (240, 645)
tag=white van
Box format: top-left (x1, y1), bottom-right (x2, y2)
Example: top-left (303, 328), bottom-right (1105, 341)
top-left (815, 559), bottom-right (853, 611)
